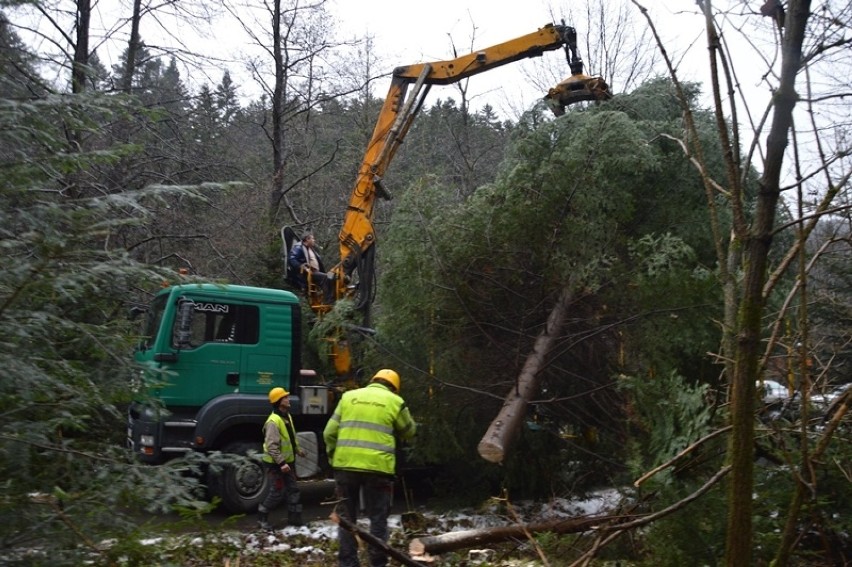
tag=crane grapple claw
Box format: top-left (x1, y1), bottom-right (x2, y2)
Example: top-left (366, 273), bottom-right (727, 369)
top-left (545, 74), bottom-right (612, 116)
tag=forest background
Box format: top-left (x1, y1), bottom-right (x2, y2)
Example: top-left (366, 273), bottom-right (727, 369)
top-left (0, 0), bottom-right (850, 565)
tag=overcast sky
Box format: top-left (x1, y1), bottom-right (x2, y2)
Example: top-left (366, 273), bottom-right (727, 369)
top-left (328, 0), bottom-right (709, 118)
top-left (139, 0), bottom-right (712, 119)
top-left (15, 0), bottom-right (761, 120)
top-left (331, 0), bottom-right (595, 117)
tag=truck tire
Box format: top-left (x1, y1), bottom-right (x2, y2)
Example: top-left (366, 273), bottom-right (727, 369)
top-left (208, 441), bottom-right (269, 514)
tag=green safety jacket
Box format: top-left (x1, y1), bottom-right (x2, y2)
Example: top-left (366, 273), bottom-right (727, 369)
top-left (262, 411), bottom-right (299, 465)
top-left (323, 382), bottom-right (416, 476)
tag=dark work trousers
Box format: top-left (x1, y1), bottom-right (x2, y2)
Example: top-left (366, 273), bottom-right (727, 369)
top-left (258, 463), bottom-right (301, 517)
top-left (307, 270), bottom-right (335, 303)
top-left (334, 469), bottom-right (394, 567)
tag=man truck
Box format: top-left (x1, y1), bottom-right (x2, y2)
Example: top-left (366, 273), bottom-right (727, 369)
top-left (127, 283), bottom-right (330, 513)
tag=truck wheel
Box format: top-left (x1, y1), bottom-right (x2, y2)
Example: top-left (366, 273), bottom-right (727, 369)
top-left (208, 441), bottom-right (269, 514)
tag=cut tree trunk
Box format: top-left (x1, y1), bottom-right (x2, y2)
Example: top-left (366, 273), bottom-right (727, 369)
top-left (330, 511), bottom-right (428, 567)
top-left (409, 515), bottom-right (611, 556)
top-left (477, 286), bottom-right (575, 463)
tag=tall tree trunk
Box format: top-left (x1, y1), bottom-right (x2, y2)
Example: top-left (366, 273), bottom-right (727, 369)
top-left (71, 0), bottom-right (90, 94)
top-left (269, 0), bottom-right (286, 225)
top-left (121, 0), bottom-right (142, 94)
top-left (724, 2), bottom-right (811, 564)
top-left (66, 0), bottom-right (92, 200)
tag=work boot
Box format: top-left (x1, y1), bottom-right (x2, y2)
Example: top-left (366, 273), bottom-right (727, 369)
top-left (287, 512), bottom-right (304, 526)
top-left (257, 512), bottom-right (273, 531)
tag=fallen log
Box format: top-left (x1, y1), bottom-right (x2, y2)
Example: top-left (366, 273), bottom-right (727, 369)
top-left (330, 511), bottom-right (428, 567)
top-left (477, 286), bottom-right (575, 463)
top-left (409, 515), bottom-right (611, 556)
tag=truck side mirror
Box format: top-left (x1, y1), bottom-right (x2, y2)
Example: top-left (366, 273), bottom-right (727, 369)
top-left (175, 299), bottom-right (196, 349)
top-left (128, 305), bottom-right (148, 320)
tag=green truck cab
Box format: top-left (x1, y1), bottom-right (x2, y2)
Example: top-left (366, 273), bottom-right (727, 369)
top-left (127, 283), bottom-right (332, 513)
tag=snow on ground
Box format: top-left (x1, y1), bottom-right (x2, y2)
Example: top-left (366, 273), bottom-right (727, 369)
top-left (183, 488), bottom-right (624, 562)
top-left (8, 489), bottom-right (624, 564)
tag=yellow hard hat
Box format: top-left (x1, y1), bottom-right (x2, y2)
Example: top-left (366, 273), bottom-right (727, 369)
top-left (371, 369), bottom-right (400, 392)
top-left (268, 387), bottom-right (289, 404)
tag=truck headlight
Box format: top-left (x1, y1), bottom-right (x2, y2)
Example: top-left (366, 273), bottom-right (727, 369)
top-left (140, 434), bottom-right (155, 447)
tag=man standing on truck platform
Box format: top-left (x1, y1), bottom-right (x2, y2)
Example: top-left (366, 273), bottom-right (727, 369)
top-left (323, 369), bottom-right (417, 567)
top-left (257, 387), bottom-right (306, 531)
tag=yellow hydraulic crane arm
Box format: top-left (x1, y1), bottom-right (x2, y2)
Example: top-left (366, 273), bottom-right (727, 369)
top-left (303, 22), bottom-right (609, 377)
top-left (328, 23), bottom-right (609, 315)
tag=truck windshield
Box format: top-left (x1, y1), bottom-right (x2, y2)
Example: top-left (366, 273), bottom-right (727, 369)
top-left (140, 295), bottom-right (167, 351)
top-left (171, 302), bottom-right (260, 348)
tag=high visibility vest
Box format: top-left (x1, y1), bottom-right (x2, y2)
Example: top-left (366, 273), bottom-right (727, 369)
top-left (262, 412), bottom-right (298, 464)
top-left (323, 382), bottom-right (416, 476)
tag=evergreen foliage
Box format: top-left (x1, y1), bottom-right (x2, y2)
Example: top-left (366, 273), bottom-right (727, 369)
top-left (808, 217), bottom-right (852, 385)
top-left (0, 82), bottom-right (211, 565)
top-left (378, 79), bottom-right (727, 501)
top-left (0, 10), bottom-right (47, 98)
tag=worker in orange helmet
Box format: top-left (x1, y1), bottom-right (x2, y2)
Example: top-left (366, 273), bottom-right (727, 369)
top-left (323, 369), bottom-right (416, 567)
top-left (257, 387), bottom-right (306, 531)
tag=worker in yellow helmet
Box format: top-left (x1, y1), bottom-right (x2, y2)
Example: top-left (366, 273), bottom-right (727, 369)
top-left (323, 369), bottom-right (416, 567)
top-left (257, 387), bottom-right (306, 531)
